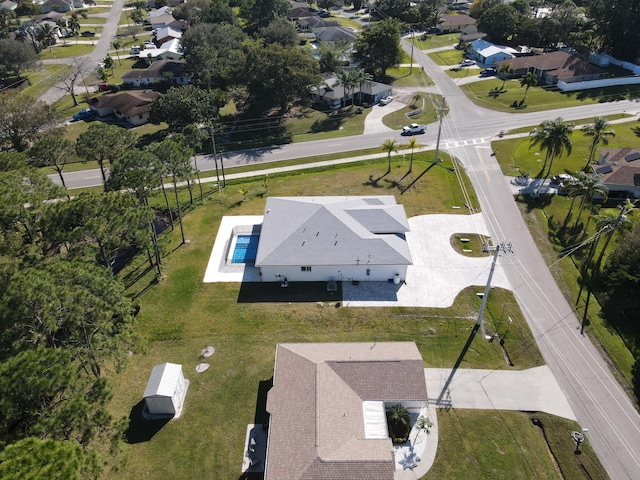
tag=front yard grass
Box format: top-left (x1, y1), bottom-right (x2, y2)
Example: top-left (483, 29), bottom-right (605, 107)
top-left (39, 43), bottom-right (97, 60)
top-left (104, 160), bottom-right (551, 480)
top-left (428, 48), bottom-right (465, 66)
top-left (505, 113), bottom-right (631, 135)
top-left (414, 34), bottom-right (459, 50)
top-left (460, 78), bottom-right (640, 113)
top-left (386, 66), bottom-right (434, 87)
top-left (21, 64), bottom-right (73, 98)
top-left (287, 105), bottom-right (367, 142)
top-left (426, 410), bottom-right (607, 480)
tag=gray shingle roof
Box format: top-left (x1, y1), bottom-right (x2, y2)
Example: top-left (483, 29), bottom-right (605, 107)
top-left (265, 342), bottom-right (427, 480)
top-left (255, 196), bottom-right (412, 268)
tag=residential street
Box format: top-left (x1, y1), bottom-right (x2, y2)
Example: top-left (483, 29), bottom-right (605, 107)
top-left (39, 0), bottom-right (127, 105)
top-left (47, 33), bottom-right (640, 478)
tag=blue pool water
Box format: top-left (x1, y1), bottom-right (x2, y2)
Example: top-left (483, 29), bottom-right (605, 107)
top-left (231, 235), bottom-right (259, 264)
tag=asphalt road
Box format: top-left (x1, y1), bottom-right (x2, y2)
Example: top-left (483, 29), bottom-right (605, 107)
top-left (48, 33), bottom-right (640, 478)
top-left (39, 0), bottom-right (127, 105)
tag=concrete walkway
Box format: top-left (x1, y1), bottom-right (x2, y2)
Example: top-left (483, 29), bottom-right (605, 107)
top-left (425, 366), bottom-right (577, 420)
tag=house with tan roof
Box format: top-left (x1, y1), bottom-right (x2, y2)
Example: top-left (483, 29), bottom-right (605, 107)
top-left (437, 13), bottom-right (476, 33)
top-left (122, 59), bottom-right (190, 87)
top-left (254, 196), bottom-right (411, 282)
top-left (264, 342), bottom-right (428, 480)
top-left (496, 51), bottom-right (606, 85)
top-left (593, 148), bottom-right (640, 198)
top-left (89, 90), bottom-right (159, 126)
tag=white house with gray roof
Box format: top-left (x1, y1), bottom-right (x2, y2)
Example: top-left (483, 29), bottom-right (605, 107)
top-left (255, 196), bottom-right (412, 283)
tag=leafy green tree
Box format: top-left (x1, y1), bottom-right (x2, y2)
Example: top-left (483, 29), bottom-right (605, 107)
top-left (353, 18), bottom-right (402, 80)
top-left (581, 117), bottom-right (615, 171)
top-left (0, 168), bottom-right (65, 248)
top-left (529, 117), bottom-right (573, 177)
top-left (0, 8), bottom-right (17, 39)
top-left (0, 39), bottom-right (38, 77)
top-left (469, 0), bottom-right (501, 19)
top-left (149, 85), bottom-right (226, 130)
top-left (588, 0), bottom-right (640, 62)
top-left (1, 260), bottom-right (139, 376)
top-left (173, 124), bottom-right (208, 199)
top-left (374, 0), bottom-right (412, 19)
top-left (103, 54), bottom-right (115, 77)
top-left (148, 139), bottom-right (194, 245)
top-left (519, 71), bottom-right (537, 105)
top-left (42, 191), bottom-right (152, 270)
top-left (244, 39), bottom-right (320, 113)
top-left (203, 0), bottom-right (237, 24)
top-left (241, 0), bottom-right (289, 28)
top-left (28, 136), bottom-right (75, 196)
top-left (76, 123), bottom-right (137, 184)
top-left (259, 17), bottom-right (298, 46)
top-left (318, 40), bottom-right (350, 74)
top-left (0, 347), bottom-right (116, 450)
top-left (0, 93), bottom-right (62, 151)
top-left (0, 151), bottom-right (27, 172)
top-left (0, 438), bottom-right (100, 480)
top-left (478, 4), bottom-right (517, 42)
top-left (381, 138), bottom-right (398, 175)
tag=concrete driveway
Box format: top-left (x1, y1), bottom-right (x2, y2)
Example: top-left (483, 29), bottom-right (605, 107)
top-left (342, 213), bottom-right (511, 307)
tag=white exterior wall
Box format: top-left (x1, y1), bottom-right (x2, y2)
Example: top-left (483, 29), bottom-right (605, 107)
top-left (557, 75), bottom-right (640, 92)
top-left (259, 264), bottom-right (408, 283)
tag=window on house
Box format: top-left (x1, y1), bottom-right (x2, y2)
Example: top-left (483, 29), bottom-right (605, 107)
top-left (366, 269), bottom-right (370, 276)
top-left (139, 114), bottom-right (143, 119)
top-left (301, 266), bottom-right (312, 272)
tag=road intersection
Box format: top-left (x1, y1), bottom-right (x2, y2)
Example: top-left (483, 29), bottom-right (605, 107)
top-left (48, 26), bottom-right (640, 478)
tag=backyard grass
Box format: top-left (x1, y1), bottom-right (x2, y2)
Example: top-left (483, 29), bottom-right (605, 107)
top-left (382, 92), bottom-right (442, 129)
top-left (425, 410), bottom-right (607, 480)
top-left (428, 49), bottom-right (465, 66)
top-left (103, 160), bottom-right (551, 480)
top-left (461, 78), bottom-right (640, 113)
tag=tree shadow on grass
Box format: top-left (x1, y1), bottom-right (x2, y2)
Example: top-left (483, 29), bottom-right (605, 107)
top-left (633, 126), bottom-right (640, 138)
top-left (123, 400), bottom-right (171, 444)
top-left (363, 172), bottom-right (389, 187)
top-left (309, 115), bottom-right (345, 133)
top-left (237, 281), bottom-right (341, 303)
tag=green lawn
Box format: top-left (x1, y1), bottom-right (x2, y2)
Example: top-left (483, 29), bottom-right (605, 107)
top-left (415, 34), bottom-right (459, 50)
top-left (425, 410), bottom-right (607, 479)
top-left (21, 64), bottom-right (73, 98)
top-left (78, 16), bottom-right (107, 25)
top-left (39, 43), bottom-right (97, 60)
top-left (386, 66), bottom-right (434, 87)
top-left (428, 49), bottom-right (465, 66)
top-left (382, 92), bottom-right (442, 129)
top-left (505, 113), bottom-right (631, 135)
top-left (287, 105), bottom-right (367, 142)
top-left (103, 159), bottom-right (554, 479)
top-left (460, 78), bottom-right (640, 113)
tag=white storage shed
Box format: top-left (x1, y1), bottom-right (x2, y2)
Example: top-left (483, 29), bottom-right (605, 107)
top-left (143, 363), bottom-right (189, 418)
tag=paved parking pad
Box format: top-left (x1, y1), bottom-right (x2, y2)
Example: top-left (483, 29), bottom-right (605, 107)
top-left (343, 213), bottom-right (511, 308)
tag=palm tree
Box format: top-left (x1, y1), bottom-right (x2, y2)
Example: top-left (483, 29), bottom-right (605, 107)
top-left (581, 117), bottom-right (615, 171)
top-left (387, 404), bottom-right (410, 443)
top-left (519, 72), bottom-right (537, 105)
top-left (56, 19), bottom-right (67, 45)
top-left (36, 23), bottom-right (56, 52)
top-left (354, 68), bottom-right (373, 105)
top-left (529, 117), bottom-right (573, 177)
top-left (336, 70), bottom-right (356, 108)
top-left (563, 175), bottom-right (584, 225)
top-left (381, 138), bottom-right (398, 175)
top-left (572, 172), bottom-right (608, 232)
top-left (407, 136), bottom-right (420, 174)
top-left (103, 55), bottom-right (115, 77)
top-left (112, 39), bottom-right (123, 66)
top-left (592, 200), bottom-right (634, 275)
top-left (68, 17), bottom-right (80, 44)
top-left (497, 63), bottom-right (513, 90)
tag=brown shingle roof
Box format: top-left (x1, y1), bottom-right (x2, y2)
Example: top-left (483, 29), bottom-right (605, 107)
top-left (597, 148), bottom-right (640, 188)
top-left (122, 59), bottom-right (188, 80)
top-left (440, 13), bottom-right (476, 28)
top-left (91, 91), bottom-right (159, 116)
top-left (496, 51), bottom-right (605, 81)
top-left (265, 342), bottom-right (427, 480)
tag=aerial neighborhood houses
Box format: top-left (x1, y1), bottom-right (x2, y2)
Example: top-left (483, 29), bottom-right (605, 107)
top-left (594, 148), bottom-right (640, 199)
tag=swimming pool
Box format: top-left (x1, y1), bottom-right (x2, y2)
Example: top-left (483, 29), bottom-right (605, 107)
top-left (231, 235), bottom-right (259, 264)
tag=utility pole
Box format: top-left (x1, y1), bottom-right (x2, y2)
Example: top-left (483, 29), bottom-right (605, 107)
top-left (476, 242), bottom-right (511, 328)
top-left (432, 97), bottom-right (446, 165)
top-left (209, 125), bottom-right (221, 189)
top-left (409, 30), bottom-right (415, 75)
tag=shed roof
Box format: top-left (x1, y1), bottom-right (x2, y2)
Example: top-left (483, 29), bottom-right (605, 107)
top-left (143, 363), bottom-right (182, 398)
top-left (265, 342), bottom-right (427, 480)
top-left (255, 196), bottom-right (411, 267)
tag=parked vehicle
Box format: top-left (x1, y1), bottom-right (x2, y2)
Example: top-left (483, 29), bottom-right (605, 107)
top-left (459, 59), bottom-right (476, 67)
top-left (480, 68), bottom-right (496, 77)
top-left (80, 30), bottom-right (95, 37)
top-left (551, 174), bottom-right (576, 186)
top-left (402, 123), bottom-right (426, 135)
top-left (379, 96), bottom-right (393, 105)
top-left (130, 46), bottom-right (141, 54)
top-left (72, 109), bottom-right (95, 121)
